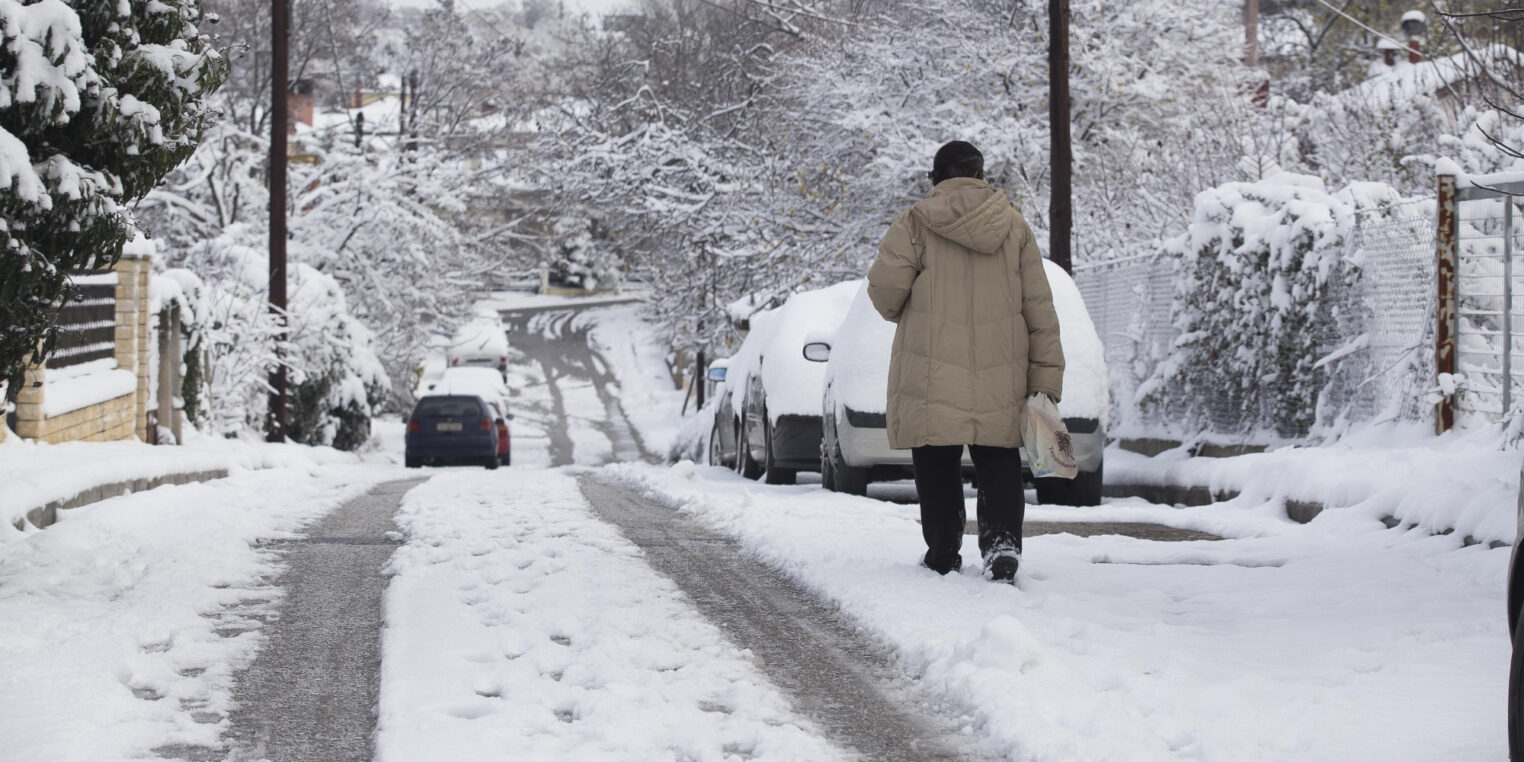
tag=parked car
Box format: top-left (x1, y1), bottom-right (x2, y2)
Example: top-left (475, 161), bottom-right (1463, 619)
top-left (405, 395), bottom-right (503, 469)
top-left (1509, 457), bottom-right (1524, 759)
top-left (447, 315), bottom-right (510, 382)
top-left (424, 367), bottom-right (514, 465)
top-left (710, 281), bottom-right (860, 484)
top-left (704, 359), bottom-right (735, 469)
top-left (807, 260), bottom-right (1108, 505)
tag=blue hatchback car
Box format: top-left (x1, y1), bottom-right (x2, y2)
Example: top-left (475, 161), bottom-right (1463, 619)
top-left (405, 395), bottom-right (500, 469)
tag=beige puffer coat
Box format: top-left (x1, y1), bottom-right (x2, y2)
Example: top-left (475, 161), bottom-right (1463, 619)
top-left (867, 177), bottom-right (1064, 449)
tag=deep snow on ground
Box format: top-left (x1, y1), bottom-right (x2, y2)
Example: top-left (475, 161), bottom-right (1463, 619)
top-left (607, 461), bottom-right (1509, 761)
top-left (1109, 422), bottom-right (1522, 544)
top-left (0, 462), bottom-right (398, 761)
top-left (375, 469), bottom-right (849, 762)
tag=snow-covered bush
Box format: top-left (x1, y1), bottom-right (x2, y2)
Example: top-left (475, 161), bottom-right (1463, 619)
top-left (549, 216), bottom-right (622, 292)
top-left (166, 226), bottom-right (387, 448)
top-left (1140, 173), bottom-right (1405, 438)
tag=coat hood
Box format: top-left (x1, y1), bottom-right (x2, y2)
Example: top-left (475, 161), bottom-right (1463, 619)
top-left (910, 177), bottom-right (1017, 255)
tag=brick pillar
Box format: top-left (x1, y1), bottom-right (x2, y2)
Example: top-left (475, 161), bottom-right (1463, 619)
top-left (13, 362), bottom-right (45, 440)
top-left (113, 256), bottom-right (146, 441)
top-left (134, 259), bottom-right (150, 441)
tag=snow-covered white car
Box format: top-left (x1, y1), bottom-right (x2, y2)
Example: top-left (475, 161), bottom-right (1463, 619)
top-left (709, 281), bottom-right (860, 484)
top-left (807, 261), bottom-right (1108, 505)
top-left (447, 315), bottom-right (510, 382)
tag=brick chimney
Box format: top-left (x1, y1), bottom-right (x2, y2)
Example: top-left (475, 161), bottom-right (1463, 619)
top-left (287, 79), bottom-right (316, 135)
top-left (1401, 10), bottom-right (1427, 64)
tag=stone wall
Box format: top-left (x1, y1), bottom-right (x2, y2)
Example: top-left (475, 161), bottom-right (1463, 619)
top-left (12, 254), bottom-right (155, 444)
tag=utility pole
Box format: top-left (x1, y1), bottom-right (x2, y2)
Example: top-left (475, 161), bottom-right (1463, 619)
top-left (1048, 0), bottom-right (1073, 274)
top-left (1245, 0), bottom-right (1259, 67)
top-left (267, 0), bottom-right (289, 443)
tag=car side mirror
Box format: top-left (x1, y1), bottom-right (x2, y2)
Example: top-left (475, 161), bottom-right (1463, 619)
top-left (495, 417), bottom-right (506, 426)
top-left (707, 366), bottom-right (727, 382)
top-left (802, 342), bottom-right (831, 362)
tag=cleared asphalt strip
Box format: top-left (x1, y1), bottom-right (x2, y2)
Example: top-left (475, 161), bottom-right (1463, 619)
top-left (209, 477), bottom-right (424, 762)
top-left (578, 474), bottom-right (1000, 762)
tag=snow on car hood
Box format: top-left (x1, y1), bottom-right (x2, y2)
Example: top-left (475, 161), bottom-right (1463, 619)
top-left (826, 260), bottom-right (1108, 424)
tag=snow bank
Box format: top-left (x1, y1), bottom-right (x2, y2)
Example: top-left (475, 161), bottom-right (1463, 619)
top-left (1108, 421), bottom-right (1520, 545)
top-left (608, 461), bottom-right (1508, 761)
top-left (376, 469), bottom-right (847, 761)
top-left (0, 461), bottom-right (395, 759)
top-left (0, 431), bottom-right (367, 538)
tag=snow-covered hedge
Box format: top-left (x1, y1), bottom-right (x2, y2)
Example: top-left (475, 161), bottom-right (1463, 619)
top-left (165, 226), bottom-right (387, 449)
top-left (1140, 173), bottom-right (1405, 438)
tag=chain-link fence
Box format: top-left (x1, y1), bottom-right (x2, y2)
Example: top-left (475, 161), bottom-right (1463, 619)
top-left (1073, 254), bottom-right (1175, 433)
top-left (1075, 200), bottom-right (1438, 440)
top-left (1330, 205), bottom-right (1438, 427)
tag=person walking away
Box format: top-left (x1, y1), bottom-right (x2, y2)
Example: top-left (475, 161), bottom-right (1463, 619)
top-left (866, 140), bottom-right (1064, 583)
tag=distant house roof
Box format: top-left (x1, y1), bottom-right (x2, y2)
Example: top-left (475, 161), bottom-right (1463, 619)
top-left (1348, 43), bottom-right (1523, 111)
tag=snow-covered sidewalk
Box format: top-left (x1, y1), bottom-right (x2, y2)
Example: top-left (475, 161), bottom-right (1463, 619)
top-left (608, 461), bottom-right (1508, 761)
top-left (375, 468), bottom-right (848, 761)
top-left (0, 429), bottom-right (371, 537)
top-left (0, 461), bottom-right (399, 761)
top-left (1108, 423), bottom-right (1520, 545)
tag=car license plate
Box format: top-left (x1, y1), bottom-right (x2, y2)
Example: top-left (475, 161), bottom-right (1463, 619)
top-left (436, 422), bottom-right (463, 432)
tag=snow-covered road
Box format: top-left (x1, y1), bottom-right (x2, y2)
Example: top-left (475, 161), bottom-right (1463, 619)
top-left (0, 300), bottom-right (1509, 761)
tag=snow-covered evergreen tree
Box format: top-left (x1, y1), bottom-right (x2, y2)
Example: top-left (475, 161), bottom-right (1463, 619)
top-left (0, 0), bottom-right (225, 399)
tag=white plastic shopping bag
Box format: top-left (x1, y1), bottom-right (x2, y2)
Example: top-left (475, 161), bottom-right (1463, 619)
top-left (1023, 393), bottom-right (1077, 480)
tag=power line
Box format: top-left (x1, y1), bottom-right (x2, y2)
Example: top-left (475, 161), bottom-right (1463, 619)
top-left (1308, 0), bottom-right (1430, 60)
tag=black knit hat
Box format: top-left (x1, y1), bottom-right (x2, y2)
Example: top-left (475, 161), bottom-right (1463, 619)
top-left (931, 140), bottom-right (984, 185)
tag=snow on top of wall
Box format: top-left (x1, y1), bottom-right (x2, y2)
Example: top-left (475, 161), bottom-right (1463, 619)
top-left (41, 368), bottom-right (136, 418)
top-left (823, 262), bottom-right (1108, 423)
top-left (121, 230), bottom-right (156, 259)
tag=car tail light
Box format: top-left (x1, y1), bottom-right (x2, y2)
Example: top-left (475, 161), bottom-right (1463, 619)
top-left (499, 356), bottom-right (507, 363)
top-left (407, 420), bottom-right (420, 432)
top-left (450, 358), bottom-right (458, 366)
top-left (478, 419), bottom-right (492, 431)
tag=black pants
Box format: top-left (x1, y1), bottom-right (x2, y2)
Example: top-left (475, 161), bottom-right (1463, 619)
top-left (911, 444), bottom-right (1024, 570)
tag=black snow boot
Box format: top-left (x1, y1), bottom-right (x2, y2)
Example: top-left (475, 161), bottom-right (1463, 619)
top-left (988, 554), bottom-right (1019, 583)
top-left (921, 551), bottom-right (963, 576)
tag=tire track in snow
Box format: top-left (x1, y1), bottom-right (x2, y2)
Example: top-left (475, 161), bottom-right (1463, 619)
top-left (578, 475), bottom-right (1000, 762)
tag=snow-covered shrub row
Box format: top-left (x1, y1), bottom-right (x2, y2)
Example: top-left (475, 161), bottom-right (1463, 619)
top-left (161, 226), bottom-right (387, 449)
top-left (1138, 173), bottom-right (1418, 438)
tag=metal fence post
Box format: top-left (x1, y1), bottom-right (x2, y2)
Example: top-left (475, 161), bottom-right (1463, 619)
top-left (1435, 174), bottom-right (1458, 434)
top-left (1506, 198), bottom-right (1515, 417)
